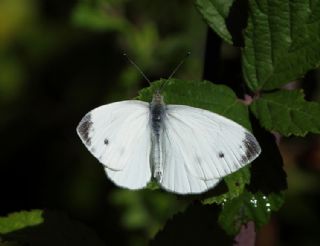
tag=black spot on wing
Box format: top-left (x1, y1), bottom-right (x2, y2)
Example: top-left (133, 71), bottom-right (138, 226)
top-left (240, 132), bottom-right (261, 164)
top-left (104, 138), bottom-right (109, 145)
top-left (218, 152), bottom-right (224, 158)
top-left (77, 113), bottom-right (93, 146)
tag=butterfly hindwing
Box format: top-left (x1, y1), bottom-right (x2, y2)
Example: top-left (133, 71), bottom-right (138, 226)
top-left (158, 104), bottom-right (261, 194)
top-left (77, 100), bottom-right (152, 189)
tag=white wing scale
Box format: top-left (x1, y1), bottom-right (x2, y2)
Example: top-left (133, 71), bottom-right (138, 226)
top-left (77, 100), bottom-right (152, 189)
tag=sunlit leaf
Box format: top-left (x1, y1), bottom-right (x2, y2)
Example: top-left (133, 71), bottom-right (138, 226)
top-left (2, 210), bottom-right (105, 246)
top-left (0, 210), bottom-right (43, 234)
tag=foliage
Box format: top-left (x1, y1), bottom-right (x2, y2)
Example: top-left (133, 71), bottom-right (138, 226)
top-left (251, 90), bottom-right (320, 136)
top-left (1, 0), bottom-right (320, 245)
top-left (194, 0), bottom-right (320, 237)
top-left (218, 191), bottom-right (284, 235)
top-left (0, 210), bottom-right (43, 234)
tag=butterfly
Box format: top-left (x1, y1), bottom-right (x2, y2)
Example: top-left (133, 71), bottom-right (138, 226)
top-left (76, 78), bottom-right (261, 195)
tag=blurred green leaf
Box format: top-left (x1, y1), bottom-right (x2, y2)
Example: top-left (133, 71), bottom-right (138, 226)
top-left (0, 0), bottom-right (36, 46)
top-left (2, 210), bottom-right (105, 246)
top-left (110, 189), bottom-right (185, 237)
top-left (243, 0), bottom-right (320, 91)
top-left (0, 210), bottom-right (43, 234)
top-left (138, 79), bottom-right (252, 202)
top-left (218, 191), bottom-right (284, 235)
top-left (195, 0), bottom-right (235, 44)
top-left (250, 90), bottom-right (320, 136)
top-left (71, 0), bottom-right (129, 31)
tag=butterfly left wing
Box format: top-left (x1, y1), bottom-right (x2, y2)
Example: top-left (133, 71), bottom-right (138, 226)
top-left (77, 100), bottom-right (152, 189)
top-left (159, 104), bottom-right (261, 194)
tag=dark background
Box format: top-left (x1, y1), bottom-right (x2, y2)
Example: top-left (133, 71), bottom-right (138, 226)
top-left (1, 0), bottom-right (320, 245)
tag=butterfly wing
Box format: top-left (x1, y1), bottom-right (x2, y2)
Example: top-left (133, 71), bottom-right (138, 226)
top-left (77, 100), bottom-right (152, 189)
top-left (159, 104), bottom-right (261, 194)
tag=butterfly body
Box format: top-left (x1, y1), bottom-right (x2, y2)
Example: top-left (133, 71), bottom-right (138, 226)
top-left (150, 90), bottom-right (165, 182)
top-left (77, 84), bottom-right (261, 194)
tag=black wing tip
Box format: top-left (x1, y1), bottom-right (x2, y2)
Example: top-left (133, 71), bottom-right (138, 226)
top-left (77, 113), bottom-right (93, 146)
top-left (241, 132), bottom-right (261, 163)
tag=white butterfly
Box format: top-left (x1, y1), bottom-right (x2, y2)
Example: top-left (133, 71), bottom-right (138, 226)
top-left (77, 80), bottom-right (261, 194)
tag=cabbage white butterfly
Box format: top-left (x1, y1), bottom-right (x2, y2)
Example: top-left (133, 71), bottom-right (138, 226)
top-left (77, 55), bottom-right (261, 194)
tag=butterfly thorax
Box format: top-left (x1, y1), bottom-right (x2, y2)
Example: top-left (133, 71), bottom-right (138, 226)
top-left (150, 91), bottom-right (165, 137)
top-left (150, 90), bottom-right (165, 182)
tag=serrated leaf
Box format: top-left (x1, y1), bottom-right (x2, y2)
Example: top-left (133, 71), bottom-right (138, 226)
top-left (138, 79), bottom-right (252, 200)
top-left (243, 0), bottom-right (320, 91)
top-left (0, 210), bottom-right (43, 234)
top-left (250, 90), bottom-right (320, 136)
top-left (218, 191), bottom-right (284, 235)
top-left (195, 0), bottom-right (235, 44)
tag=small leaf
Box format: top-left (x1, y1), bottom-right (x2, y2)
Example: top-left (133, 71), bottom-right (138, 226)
top-left (195, 0), bottom-right (235, 44)
top-left (0, 210), bottom-right (43, 234)
top-left (250, 90), bottom-right (320, 136)
top-left (2, 210), bottom-right (105, 246)
top-left (138, 79), bottom-right (252, 201)
top-left (243, 0), bottom-right (320, 90)
top-left (218, 191), bottom-right (284, 235)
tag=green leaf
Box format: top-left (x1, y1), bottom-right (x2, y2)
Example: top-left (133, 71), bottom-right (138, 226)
top-left (138, 79), bottom-right (252, 201)
top-left (2, 210), bottom-right (105, 246)
top-left (218, 191), bottom-right (284, 235)
top-left (250, 90), bottom-right (320, 136)
top-left (138, 79), bottom-right (251, 129)
top-left (203, 166), bottom-right (250, 205)
top-left (0, 210), bottom-right (43, 234)
top-left (195, 0), bottom-right (235, 44)
top-left (243, 0), bottom-right (320, 91)
top-left (71, 1), bottom-right (129, 32)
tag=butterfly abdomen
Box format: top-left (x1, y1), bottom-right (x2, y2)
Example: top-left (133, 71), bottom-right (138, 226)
top-left (150, 92), bottom-right (166, 182)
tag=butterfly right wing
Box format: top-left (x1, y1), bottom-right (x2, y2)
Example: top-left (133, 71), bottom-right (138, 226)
top-left (158, 104), bottom-right (260, 194)
top-left (77, 100), bottom-right (152, 189)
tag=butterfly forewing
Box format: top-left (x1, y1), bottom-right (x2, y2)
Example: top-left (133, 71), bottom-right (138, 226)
top-left (77, 100), bottom-right (152, 189)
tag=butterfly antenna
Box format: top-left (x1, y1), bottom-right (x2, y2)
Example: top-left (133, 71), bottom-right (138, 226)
top-left (123, 53), bottom-right (151, 85)
top-left (159, 51), bottom-right (191, 91)
top-left (168, 51), bottom-right (191, 80)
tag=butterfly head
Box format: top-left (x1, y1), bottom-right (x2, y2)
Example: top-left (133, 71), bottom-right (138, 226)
top-left (152, 89), bottom-right (164, 105)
